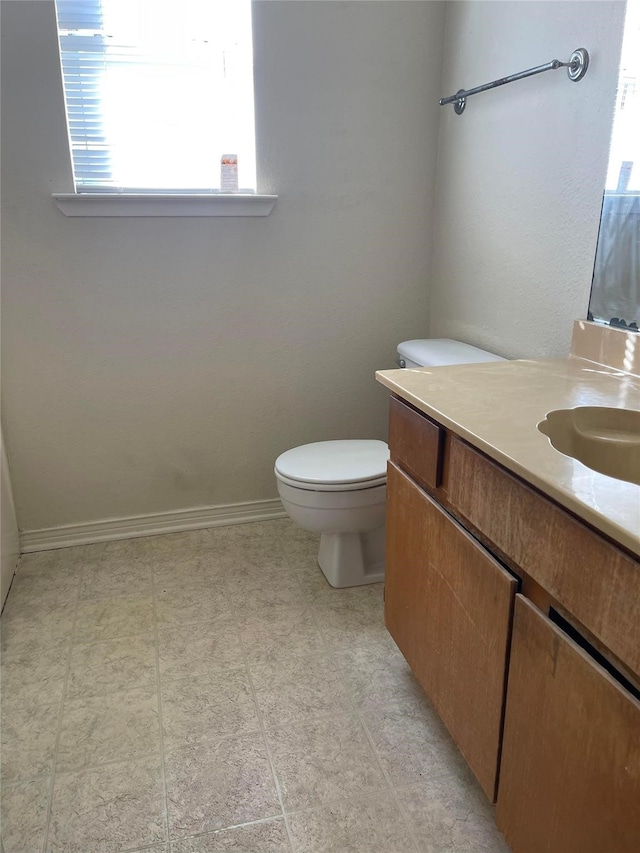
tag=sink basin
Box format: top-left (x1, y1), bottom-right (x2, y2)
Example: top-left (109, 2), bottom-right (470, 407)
top-left (537, 406), bottom-right (640, 485)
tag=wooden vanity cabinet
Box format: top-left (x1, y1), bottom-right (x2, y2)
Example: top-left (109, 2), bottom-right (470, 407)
top-left (496, 596), bottom-right (640, 853)
top-left (385, 393), bottom-right (640, 841)
top-left (385, 461), bottom-right (517, 801)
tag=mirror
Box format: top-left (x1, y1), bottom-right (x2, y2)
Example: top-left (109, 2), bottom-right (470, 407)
top-left (588, 2), bottom-right (639, 331)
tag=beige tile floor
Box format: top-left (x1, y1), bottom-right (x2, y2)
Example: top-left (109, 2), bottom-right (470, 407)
top-left (0, 519), bottom-right (510, 853)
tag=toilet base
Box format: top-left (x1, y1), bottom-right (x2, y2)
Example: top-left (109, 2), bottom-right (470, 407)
top-left (317, 526), bottom-right (385, 588)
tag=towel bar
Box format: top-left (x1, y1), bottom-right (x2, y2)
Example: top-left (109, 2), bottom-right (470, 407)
top-left (440, 48), bottom-right (589, 115)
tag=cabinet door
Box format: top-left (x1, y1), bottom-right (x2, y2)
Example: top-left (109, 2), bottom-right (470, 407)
top-left (447, 436), bottom-right (640, 677)
top-left (385, 462), bottom-right (517, 801)
top-left (496, 595), bottom-right (640, 853)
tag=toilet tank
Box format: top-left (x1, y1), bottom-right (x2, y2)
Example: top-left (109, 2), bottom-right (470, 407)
top-left (397, 339), bottom-right (506, 368)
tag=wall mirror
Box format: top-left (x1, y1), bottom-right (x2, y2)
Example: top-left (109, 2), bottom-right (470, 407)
top-left (588, 2), bottom-right (639, 330)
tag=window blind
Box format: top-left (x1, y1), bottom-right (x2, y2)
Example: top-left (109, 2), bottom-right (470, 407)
top-left (55, 0), bottom-right (256, 193)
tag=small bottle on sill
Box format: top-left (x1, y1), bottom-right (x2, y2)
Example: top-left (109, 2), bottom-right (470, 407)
top-left (221, 154), bottom-right (239, 193)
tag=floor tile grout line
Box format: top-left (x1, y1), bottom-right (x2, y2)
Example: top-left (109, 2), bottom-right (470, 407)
top-left (41, 749), bottom-right (167, 779)
top-left (230, 584), bottom-right (296, 853)
top-left (0, 773), bottom-right (56, 791)
top-left (280, 785), bottom-right (424, 819)
top-left (67, 620), bottom-right (155, 644)
top-left (41, 575), bottom-right (82, 853)
top-left (4, 748), bottom-right (199, 789)
top-left (1, 681), bottom-right (70, 713)
top-left (236, 667), bottom-right (296, 852)
top-left (162, 812), bottom-right (290, 849)
top-left (62, 680), bottom-right (160, 705)
top-left (150, 567), bottom-right (172, 847)
top-left (109, 839), bottom-right (170, 853)
top-left (307, 601), bottom-right (424, 853)
top-left (71, 629), bottom-right (157, 646)
top-left (161, 726), bottom-right (269, 756)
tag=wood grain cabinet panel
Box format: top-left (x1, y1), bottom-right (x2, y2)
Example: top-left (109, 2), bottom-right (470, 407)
top-left (385, 462), bottom-right (517, 801)
top-left (388, 396), bottom-right (444, 491)
top-left (447, 437), bottom-right (640, 677)
top-left (496, 596), bottom-right (640, 853)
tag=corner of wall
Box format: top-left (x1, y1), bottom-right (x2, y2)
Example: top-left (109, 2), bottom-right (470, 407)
top-left (1, 426), bottom-right (20, 607)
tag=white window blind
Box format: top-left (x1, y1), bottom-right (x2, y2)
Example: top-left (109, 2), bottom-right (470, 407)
top-left (604, 0), bottom-right (639, 192)
top-left (55, 0), bottom-right (256, 193)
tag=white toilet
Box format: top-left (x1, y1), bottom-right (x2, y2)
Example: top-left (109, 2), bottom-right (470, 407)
top-left (275, 339), bottom-right (505, 588)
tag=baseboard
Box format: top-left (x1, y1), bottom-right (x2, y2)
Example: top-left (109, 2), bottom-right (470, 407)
top-left (19, 498), bottom-right (287, 553)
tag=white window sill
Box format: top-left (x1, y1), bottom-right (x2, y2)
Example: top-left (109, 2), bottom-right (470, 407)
top-left (52, 193), bottom-right (277, 217)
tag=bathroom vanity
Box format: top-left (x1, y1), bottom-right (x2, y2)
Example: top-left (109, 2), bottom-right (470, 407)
top-left (376, 325), bottom-right (640, 853)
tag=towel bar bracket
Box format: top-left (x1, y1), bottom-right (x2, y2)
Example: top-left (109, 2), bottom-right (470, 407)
top-left (442, 47), bottom-right (589, 115)
top-left (567, 48), bottom-right (589, 82)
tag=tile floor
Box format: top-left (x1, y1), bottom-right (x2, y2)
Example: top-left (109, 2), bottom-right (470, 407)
top-left (0, 519), bottom-right (510, 853)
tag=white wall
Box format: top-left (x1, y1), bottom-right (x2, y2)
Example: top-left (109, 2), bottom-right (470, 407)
top-left (1, 428), bottom-right (20, 608)
top-left (429, 1), bottom-right (626, 358)
top-left (0, 1), bottom-right (446, 531)
top-left (3, 1), bottom-right (626, 535)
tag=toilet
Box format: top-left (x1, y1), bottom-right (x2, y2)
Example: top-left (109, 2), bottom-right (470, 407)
top-left (275, 339), bottom-right (505, 588)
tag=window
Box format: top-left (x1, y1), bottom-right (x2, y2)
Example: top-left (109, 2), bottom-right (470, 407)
top-left (589, 0), bottom-right (640, 330)
top-left (604, 0), bottom-right (639, 193)
top-left (55, 0), bottom-right (257, 194)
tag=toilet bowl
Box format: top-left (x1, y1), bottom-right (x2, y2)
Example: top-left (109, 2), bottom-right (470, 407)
top-left (275, 339), bottom-right (506, 588)
top-left (275, 440), bottom-right (389, 588)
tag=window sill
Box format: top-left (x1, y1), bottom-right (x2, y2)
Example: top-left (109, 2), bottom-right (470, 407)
top-left (52, 193), bottom-right (277, 217)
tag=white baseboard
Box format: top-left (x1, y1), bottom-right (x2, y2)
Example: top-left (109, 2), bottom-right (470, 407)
top-left (20, 499), bottom-right (287, 553)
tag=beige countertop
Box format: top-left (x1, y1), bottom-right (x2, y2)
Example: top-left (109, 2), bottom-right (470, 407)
top-left (376, 356), bottom-right (640, 557)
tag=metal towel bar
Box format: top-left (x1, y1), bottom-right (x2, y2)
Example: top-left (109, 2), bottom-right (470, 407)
top-left (440, 48), bottom-right (589, 115)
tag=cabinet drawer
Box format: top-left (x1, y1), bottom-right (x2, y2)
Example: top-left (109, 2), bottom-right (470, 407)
top-left (496, 595), bottom-right (640, 853)
top-left (447, 436), bottom-right (640, 678)
top-left (385, 462), bottom-right (517, 801)
top-left (388, 396), bottom-right (444, 490)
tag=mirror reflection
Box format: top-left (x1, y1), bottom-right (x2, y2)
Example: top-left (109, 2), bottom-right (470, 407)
top-left (589, 2), bottom-right (639, 331)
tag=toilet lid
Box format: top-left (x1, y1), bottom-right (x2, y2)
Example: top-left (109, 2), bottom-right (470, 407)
top-left (275, 440), bottom-right (389, 487)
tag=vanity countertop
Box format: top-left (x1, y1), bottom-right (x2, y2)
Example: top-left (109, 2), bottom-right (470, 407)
top-left (376, 356), bottom-right (640, 557)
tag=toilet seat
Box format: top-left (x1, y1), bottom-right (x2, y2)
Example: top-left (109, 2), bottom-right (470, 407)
top-left (275, 471), bottom-right (387, 492)
top-left (274, 440), bottom-right (389, 492)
